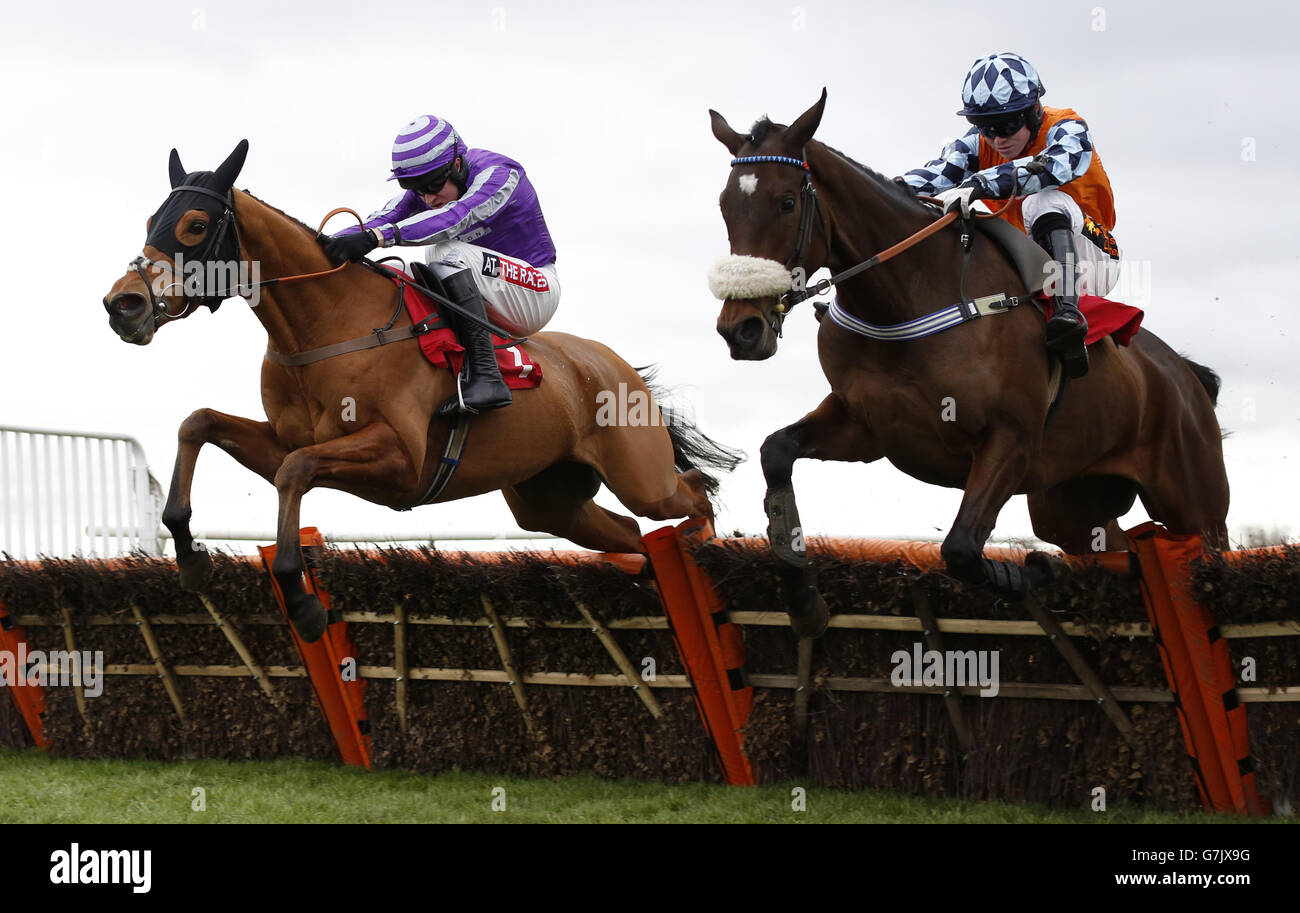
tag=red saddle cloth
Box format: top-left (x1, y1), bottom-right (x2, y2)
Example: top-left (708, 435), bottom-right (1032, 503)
top-left (1038, 293), bottom-right (1143, 347)
top-left (394, 271), bottom-right (543, 389)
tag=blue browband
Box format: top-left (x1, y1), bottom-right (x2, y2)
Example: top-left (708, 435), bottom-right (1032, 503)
top-left (730, 155), bottom-right (810, 171)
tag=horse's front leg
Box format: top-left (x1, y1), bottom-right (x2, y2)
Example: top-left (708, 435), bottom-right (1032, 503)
top-left (162, 409), bottom-right (289, 592)
top-left (940, 424), bottom-right (1035, 597)
top-left (272, 423), bottom-right (418, 642)
top-left (761, 394), bottom-right (883, 637)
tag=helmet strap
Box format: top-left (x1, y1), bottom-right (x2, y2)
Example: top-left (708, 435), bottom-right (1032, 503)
top-left (450, 154), bottom-right (470, 195)
top-left (1025, 102), bottom-right (1045, 144)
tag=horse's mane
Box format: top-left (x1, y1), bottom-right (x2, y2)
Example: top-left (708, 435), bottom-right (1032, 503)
top-left (748, 117), bottom-right (929, 212)
top-left (238, 188), bottom-right (321, 237)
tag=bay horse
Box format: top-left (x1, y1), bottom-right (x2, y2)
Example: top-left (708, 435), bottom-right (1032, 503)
top-left (103, 141), bottom-right (740, 642)
top-left (708, 91), bottom-right (1228, 636)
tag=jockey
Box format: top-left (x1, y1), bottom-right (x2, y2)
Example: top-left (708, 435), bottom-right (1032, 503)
top-left (323, 115), bottom-right (559, 414)
top-left (899, 53), bottom-right (1120, 379)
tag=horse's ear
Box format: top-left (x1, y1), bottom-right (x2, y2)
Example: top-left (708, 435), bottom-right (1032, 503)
top-left (214, 139), bottom-right (249, 189)
top-left (709, 109), bottom-right (746, 155)
top-left (787, 88), bottom-right (828, 149)
top-left (168, 149), bottom-right (186, 188)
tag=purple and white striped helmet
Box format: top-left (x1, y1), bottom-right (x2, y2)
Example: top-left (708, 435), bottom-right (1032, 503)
top-left (387, 115), bottom-right (465, 182)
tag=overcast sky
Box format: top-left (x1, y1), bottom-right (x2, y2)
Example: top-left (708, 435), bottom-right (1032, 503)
top-left (1, 0), bottom-right (1296, 556)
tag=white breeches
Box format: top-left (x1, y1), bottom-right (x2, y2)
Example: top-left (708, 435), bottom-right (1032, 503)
top-left (1021, 189), bottom-right (1121, 297)
top-left (425, 240), bottom-right (560, 336)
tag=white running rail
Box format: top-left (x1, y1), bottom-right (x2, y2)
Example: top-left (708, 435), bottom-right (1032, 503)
top-left (0, 425), bottom-right (164, 559)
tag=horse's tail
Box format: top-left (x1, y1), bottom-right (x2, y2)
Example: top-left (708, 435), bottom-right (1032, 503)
top-left (638, 367), bottom-right (745, 499)
top-left (1182, 355), bottom-right (1221, 405)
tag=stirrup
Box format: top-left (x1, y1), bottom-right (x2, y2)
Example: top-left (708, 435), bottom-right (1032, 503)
top-left (437, 370), bottom-right (475, 416)
top-left (437, 367), bottom-right (512, 416)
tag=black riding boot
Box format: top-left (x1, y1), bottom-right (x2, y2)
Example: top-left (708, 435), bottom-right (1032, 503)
top-left (436, 269), bottom-right (513, 416)
top-left (1032, 213), bottom-right (1090, 379)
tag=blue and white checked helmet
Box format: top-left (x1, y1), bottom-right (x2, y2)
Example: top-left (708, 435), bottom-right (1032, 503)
top-left (388, 115), bottom-right (465, 182)
top-left (957, 53), bottom-right (1046, 117)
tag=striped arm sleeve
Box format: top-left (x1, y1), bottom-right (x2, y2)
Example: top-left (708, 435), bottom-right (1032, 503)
top-left (900, 128), bottom-right (982, 194)
top-left (383, 166), bottom-right (520, 246)
top-left (972, 118), bottom-right (1094, 199)
top-left (355, 192), bottom-right (422, 243)
top-left (328, 192), bottom-right (418, 240)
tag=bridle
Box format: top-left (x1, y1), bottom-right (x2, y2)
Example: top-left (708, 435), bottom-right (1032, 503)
top-left (726, 152), bottom-right (1024, 336)
top-left (125, 189), bottom-right (352, 328)
top-left (130, 183), bottom-right (241, 323)
top-left (728, 154), bottom-right (828, 335)
top-left (119, 198), bottom-right (521, 355)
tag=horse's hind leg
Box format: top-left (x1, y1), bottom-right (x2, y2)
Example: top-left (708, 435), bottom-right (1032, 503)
top-left (161, 409), bottom-right (288, 592)
top-left (1028, 475), bottom-right (1139, 556)
top-left (586, 423), bottom-right (714, 522)
top-left (502, 461), bottom-right (644, 553)
top-left (271, 423), bottom-right (417, 642)
top-left (1137, 461), bottom-right (1231, 550)
top-left (761, 394), bottom-right (884, 637)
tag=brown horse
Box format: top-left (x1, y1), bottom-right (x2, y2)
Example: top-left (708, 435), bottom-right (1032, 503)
top-left (103, 141), bottom-right (740, 642)
top-left (708, 92), bottom-right (1229, 636)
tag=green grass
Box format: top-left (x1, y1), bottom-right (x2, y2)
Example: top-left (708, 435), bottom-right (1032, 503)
top-left (0, 747), bottom-right (1273, 824)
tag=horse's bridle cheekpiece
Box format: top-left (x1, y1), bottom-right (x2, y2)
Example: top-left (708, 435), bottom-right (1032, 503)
top-left (132, 182), bottom-right (241, 323)
top-left (725, 154), bottom-right (827, 335)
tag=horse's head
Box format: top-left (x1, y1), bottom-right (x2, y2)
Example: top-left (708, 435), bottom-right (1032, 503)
top-left (104, 140), bottom-right (249, 345)
top-left (708, 90), bottom-right (828, 360)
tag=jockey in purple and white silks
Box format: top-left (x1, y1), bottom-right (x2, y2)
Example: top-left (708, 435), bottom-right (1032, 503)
top-left (323, 115), bottom-right (559, 415)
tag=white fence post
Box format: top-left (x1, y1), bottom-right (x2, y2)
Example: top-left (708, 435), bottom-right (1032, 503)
top-left (0, 425), bottom-right (164, 559)
top-left (1, 425), bottom-right (564, 558)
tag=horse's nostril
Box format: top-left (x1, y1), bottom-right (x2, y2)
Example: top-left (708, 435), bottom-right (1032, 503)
top-left (736, 317), bottom-right (764, 345)
top-left (109, 292), bottom-right (146, 314)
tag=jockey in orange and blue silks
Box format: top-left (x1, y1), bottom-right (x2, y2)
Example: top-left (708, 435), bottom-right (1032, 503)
top-left (899, 53), bottom-right (1121, 379)
top-left (323, 115), bottom-right (559, 414)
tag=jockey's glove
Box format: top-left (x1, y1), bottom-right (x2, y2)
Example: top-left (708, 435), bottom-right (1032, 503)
top-left (323, 229), bottom-right (379, 265)
top-left (935, 180), bottom-right (987, 219)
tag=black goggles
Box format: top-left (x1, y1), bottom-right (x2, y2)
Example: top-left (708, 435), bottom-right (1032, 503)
top-left (399, 166), bottom-right (452, 194)
top-left (970, 113), bottom-right (1028, 139)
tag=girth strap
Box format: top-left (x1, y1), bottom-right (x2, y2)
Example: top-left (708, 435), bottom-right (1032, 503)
top-left (416, 416), bottom-right (472, 505)
top-left (265, 320), bottom-right (444, 367)
top-left (265, 270), bottom-right (447, 367)
top-left (826, 292), bottom-right (1026, 342)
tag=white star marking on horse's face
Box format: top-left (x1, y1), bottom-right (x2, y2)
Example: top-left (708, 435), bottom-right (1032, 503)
top-left (738, 173), bottom-right (758, 196)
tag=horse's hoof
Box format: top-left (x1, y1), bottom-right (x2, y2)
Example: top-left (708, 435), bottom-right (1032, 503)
top-left (789, 585), bottom-right (829, 638)
top-left (1024, 551), bottom-right (1069, 589)
top-left (982, 558), bottom-right (1030, 601)
top-left (287, 594), bottom-right (328, 643)
top-left (177, 545), bottom-right (213, 592)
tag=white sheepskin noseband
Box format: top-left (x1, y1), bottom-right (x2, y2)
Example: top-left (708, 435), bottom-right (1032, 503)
top-left (707, 255), bottom-right (791, 300)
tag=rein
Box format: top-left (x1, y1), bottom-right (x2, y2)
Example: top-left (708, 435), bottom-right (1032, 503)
top-left (131, 189), bottom-right (351, 324)
top-left (130, 200), bottom-right (525, 366)
top-left (726, 152), bottom-right (1023, 338)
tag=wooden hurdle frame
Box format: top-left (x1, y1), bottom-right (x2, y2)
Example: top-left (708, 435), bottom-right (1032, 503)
top-left (2, 522), bottom-right (1293, 815)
